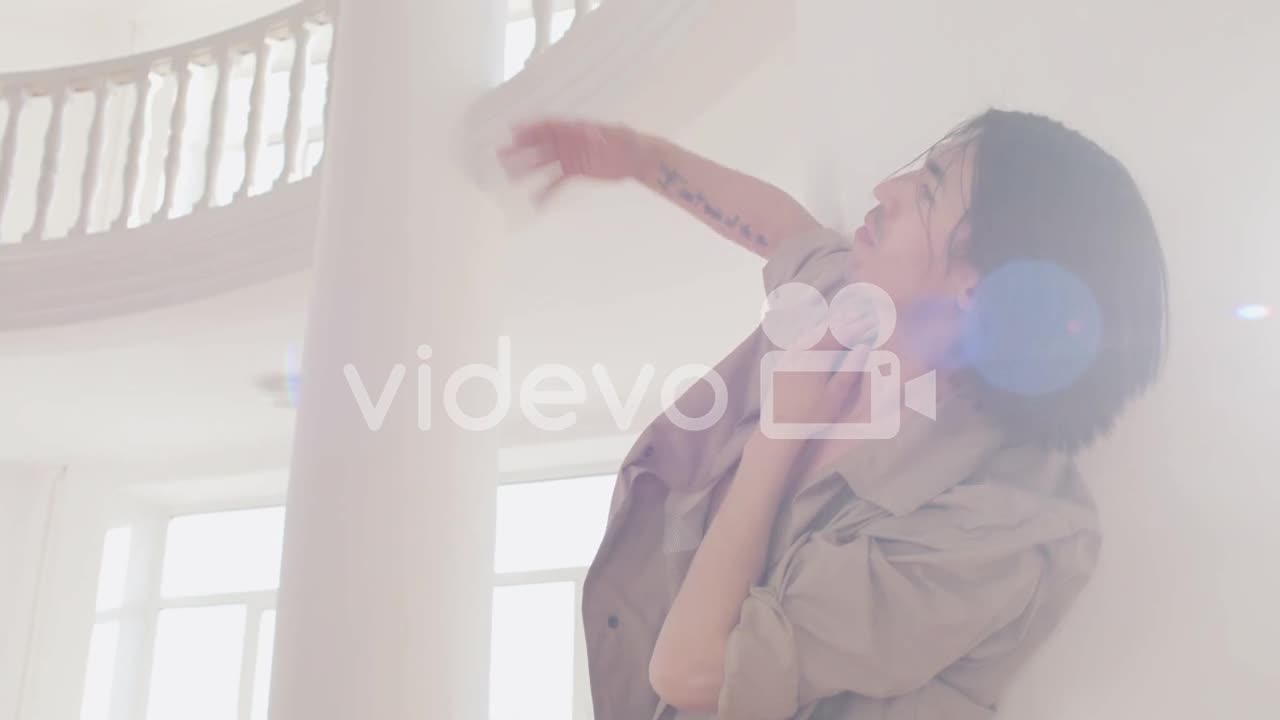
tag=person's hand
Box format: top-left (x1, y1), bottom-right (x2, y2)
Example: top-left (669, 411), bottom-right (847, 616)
top-left (496, 118), bottom-right (645, 206)
top-left (758, 314), bottom-right (878, 439)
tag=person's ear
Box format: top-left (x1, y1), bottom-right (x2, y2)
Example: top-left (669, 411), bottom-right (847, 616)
top-left (951, 262), bottom-right (980, 312)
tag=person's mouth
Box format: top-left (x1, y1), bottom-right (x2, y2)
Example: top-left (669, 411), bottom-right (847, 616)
top-left (856, 209), bottom-right (880, 247)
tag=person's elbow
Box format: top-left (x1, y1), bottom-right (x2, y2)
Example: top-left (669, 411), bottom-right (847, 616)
top-left (648, 650), bottom-right (723, 713)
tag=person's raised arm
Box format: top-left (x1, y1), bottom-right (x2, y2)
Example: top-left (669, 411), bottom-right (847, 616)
top-left (498, 119), bottom-right (821, 259)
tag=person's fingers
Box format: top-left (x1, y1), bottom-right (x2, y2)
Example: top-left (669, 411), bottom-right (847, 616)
top-left (531, 171), bottom-right (572, 209)
top-left (831, 314), bottom-right (878, 332)
top-left (811, 316), bottom-right (875, 351)
top-left (509, 119), bottom-right (559, 145)
top-left (778, 344), bottom-right (811, 371)
top-left (826, 344), bottom-right (870, 393)
top-left (498, 141), bottom-right (558, 181)
top-left (500, 121), bottom-right (560, 159)
top-left (829, 316), bottom-right (880, 347)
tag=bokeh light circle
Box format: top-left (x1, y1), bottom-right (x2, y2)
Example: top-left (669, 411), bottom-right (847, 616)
top-left (285, 343), bottom-right (303, 408)
top-left (962, 260), bottom-right (1103, 397)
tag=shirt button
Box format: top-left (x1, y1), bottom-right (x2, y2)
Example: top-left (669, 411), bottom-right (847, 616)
top-left (607, 614), bottom-right (620, 629)
top-left (643, 446), bottom-right (655, 458)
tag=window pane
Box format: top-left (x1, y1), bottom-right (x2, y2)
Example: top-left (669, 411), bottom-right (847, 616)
top-left (304, 139), bottom-right (324, 176)
top-left (160, 507), bottom-right (285, 597)
top-left (252, 144), bottom-right (285, 195)
top-left (490, 583), bottom-right (575, 720)
top-left (250, 610), bottom-right (276, 720)
top-left (261, 70), bottom-right (290, 143)
top-left (95, 527), bottom-right (132, 611)
top-left (79, 621), bottom-right (120, 720)
top-left (215, 149), bottom-right (246, 206)
top-left (494, 475), bottom-right (613, 574)
top-left (146, 605), bottom-right (246, 720)
top-left (302, 62), bottom-right (329, 133)
top-left (222, 73), bottom-right (254, 156)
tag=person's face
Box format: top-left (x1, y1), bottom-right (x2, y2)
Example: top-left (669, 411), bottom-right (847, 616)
top-left (849, 139), bottom-right (980, 320)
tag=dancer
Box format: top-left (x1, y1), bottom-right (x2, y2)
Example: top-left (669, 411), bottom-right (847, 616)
top-left (499, 109), bottom-right (1167, 719)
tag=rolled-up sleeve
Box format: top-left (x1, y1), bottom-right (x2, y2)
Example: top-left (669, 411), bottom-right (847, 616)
top-left (716, 531), bottom-right (1042, 719)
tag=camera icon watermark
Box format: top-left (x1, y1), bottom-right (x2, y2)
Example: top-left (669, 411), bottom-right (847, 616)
top-left (759, 281), bottom-right (938, 440)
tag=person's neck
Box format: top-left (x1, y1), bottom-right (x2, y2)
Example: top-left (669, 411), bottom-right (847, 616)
top-left (883, 336), bottom-right (958, 396)
top-left (830, 342), bottom-right (959, 428)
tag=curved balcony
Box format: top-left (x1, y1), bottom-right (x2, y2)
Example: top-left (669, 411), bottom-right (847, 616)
top-left (0, 0), bottom-right (791, 331)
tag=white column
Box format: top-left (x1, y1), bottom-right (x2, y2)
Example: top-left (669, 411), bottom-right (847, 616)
top-left (270, 2), bottom-right (508, 720)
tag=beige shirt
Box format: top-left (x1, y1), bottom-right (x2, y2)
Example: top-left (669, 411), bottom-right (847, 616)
top-left (581, 228), bottom-right (1101, 720)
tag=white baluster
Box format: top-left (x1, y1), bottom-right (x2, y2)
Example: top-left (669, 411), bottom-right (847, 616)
top-left (313, 20), bottom-right (337, 175)
top-left (0, 87), bottom-right (25, 234)
top-left (158, 54), bottom-right (191, 219)
top-left (275, 18), bottom-right (309, 189)
top-left (238, 38), bottom-right (271, 199)
top-left (71, 81), bottom-right (108, 236)
top-left (529, 0), bottom-right (554, 64)
top-left (114, 69), bottom-right (152, 231)
top-left (25, 85), bottom-right (68, 243)
top-left (199, 47), bottom-right (232, 209)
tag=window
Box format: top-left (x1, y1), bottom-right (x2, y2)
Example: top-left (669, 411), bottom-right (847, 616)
top-left (82, 473), bottom-right (614, 720)
top-left (80, 506), bottom-right (286, 720)
top-left (491, 473), bottom-right (615, 720)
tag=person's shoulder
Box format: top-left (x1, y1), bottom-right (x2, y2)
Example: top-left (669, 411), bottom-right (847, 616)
top-left (761, 225), bottom-right (854, 297)
top-left (867, 444), bottom-right (1100, 554)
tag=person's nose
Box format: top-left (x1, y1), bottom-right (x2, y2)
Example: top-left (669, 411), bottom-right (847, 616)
top-left (872, 175), bottom-right (908, 218)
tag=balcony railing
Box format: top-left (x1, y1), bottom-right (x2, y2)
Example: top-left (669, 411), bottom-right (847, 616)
top-left (0, 0), bottom-right (786, 331)
top-left (0, 4), bottom-right (332, 246)
top-left (0, 0), bottom-right (609, 247)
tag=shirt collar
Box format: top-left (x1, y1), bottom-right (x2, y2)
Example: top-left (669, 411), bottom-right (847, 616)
top-left (620, 351), bottom-right (1005, 518)
top-left (817, 379), bottom-right (1005, 516)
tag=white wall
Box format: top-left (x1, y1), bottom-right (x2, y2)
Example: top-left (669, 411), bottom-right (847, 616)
top-left (796, 1), bottom-right (1280, 716)
top-left (0, 464), bottom-right (115, 720)
top-left (0, 465), bottom-right (59, 720)
top-left (505, 1), bottom-right (1280, 715)
top-left (16, 472), bottom-right (114, 720)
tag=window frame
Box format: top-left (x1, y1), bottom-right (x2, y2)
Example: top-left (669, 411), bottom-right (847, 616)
top-left (492, 458), bottom-right (622, 720)
top-left (86, 453), bottom-right (623, 720)
top-left (88, 493), bottom-right (286, 720)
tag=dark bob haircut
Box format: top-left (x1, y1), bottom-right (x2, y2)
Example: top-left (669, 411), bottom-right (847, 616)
top-left (926, 109), bottom-right (1169, 453)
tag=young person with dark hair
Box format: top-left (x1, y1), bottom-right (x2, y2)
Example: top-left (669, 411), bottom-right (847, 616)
top-left (499, 109), bottom-right (1168, 719)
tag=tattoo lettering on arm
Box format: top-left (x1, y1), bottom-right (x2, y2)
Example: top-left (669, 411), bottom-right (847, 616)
top-left (657, 162), bottom-right (770, 248)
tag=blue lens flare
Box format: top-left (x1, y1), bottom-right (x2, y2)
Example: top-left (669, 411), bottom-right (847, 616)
top-left (285, 343), bottom-right (302, 408)
top-left (963, 260), bottom-right (1103, 397)
top-left (1235, 304), bottom-right (1272, 320)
